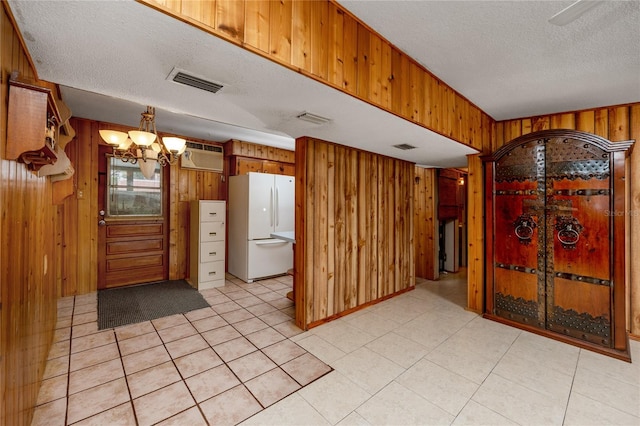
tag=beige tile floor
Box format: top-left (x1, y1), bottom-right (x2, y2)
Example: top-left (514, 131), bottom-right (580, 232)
top-left (33, 272), bottom-right (640, 425)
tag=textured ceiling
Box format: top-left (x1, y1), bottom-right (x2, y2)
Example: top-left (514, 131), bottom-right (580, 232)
top-left (338, 0), bottom-right (640, 120)
top-left (7, 0), bottom-right (640, 168)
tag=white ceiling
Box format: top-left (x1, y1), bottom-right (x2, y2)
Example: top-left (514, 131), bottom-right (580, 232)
top-left (7, 1), bottom-right (640, 168)
top-left (338, 0), bottom-right (640, 120)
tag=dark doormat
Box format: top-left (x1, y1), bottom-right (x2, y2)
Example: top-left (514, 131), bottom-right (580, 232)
top-left (98, 280), bottom-right (210, 330)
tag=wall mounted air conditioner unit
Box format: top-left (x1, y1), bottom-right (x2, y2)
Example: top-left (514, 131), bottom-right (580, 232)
top-left (180, 142), bottom-right (224, 172)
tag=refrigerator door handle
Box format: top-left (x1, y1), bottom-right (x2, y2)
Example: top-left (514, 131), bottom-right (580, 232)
top-left (254, 239), bottom-right (288, 245)
top-left (270, 187), bottom-right (274, 227)
top-left (275, 186), bottom-right (279, 227)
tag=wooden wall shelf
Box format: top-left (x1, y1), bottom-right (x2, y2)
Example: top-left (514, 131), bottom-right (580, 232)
top-left (6, 77), bottom-right (61, 171)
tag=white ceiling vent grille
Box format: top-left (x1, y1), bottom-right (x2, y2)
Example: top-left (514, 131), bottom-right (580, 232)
top-left (170, 70), bottom-right (224, 94)
top-left (296, 112), bottom-right (331, 125)
top-left (393, 143), bottom-right (417, 150)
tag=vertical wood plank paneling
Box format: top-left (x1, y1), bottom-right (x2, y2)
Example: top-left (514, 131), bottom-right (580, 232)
top-left (1, 7), bottom-right (57, 424)
top-left (181, 0), bottom-right (215, 28)
top-left (305, 138), bottom-right (316, 323)
top-left (244, 0), bottom-right (270, 53)
top-left (629, 105), bottom-right (640, 336)
top-left (576, 110), bottom-right (595, 133)
top-left (594, 108), bottom-right (609, 138)
top-left (380, 38), bottom-right (392, 110)
top-left (311, 0), bottom-right (328, 79)
top-left (369, 154), bottom-right (379, 301)
top-left (269, 0), bottom-right (292, 64)
top-left (390, 48), bottom-right (403, 116)
top-left (466, 154), bottom-right (484, 313)
top-left (294, 137), bottom-right (307, 329)
top-left (334, 144), bottom-right (345, 313)
top-left (368, 32), bottom-right (383, 106)
top-left (521, 118), bottom-right (532, 135)
top-left (326, 2), bottom-right (343, 88)
top-left (313, 141), bottom-right (328, 320)
top-left (215, 0), bottom-right (245, 42)
top-left (409, 62), bottom-right (424, 123)
top-left (376, 155), bottom-right (386, 297)
top-left (342, 12), bottom-right (357, 94)
top-left (609, 106), bottom-right (630, 142)
top-left (346, 148), bottom-right (358, 308)
top-left (357, 151), bottom-right (368, 304)
top-left (414, 167), bottom-right (436, 280)
top-left (291, 0), bottom-right (311, 72)
top-left (297, 137), bottom-right (414, 327)
top-left (494, 121), bottom-right (505, 151)
top-left (386, 158), bottom-right (396, 295)
top-left (326, 143), bottom-right (335, 316)
top-left (356, 23), bottom-right (369, 100)
top-left (532, 116), bottom-right (550, 133)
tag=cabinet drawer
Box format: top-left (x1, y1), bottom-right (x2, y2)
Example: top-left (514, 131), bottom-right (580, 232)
top-left (200, 241), bottom-right (225, 263)
top-left (200, 202), bottom-right (225, 222)
top-left (199, 260), bottom-right (224, 283)
top-left (200, 221), bottom-right (225, 242)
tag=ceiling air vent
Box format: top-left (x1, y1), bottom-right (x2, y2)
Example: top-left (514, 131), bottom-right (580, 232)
top-left (171, 71), bottom-right (224, 94)
top-left (296, 112), bottom-right (331, 125)
top-left (393, 143), bottom-right (417, 150)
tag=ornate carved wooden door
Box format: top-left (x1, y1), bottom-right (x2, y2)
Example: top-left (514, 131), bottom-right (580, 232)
top-left (484, 130), bottom-right (632, 360)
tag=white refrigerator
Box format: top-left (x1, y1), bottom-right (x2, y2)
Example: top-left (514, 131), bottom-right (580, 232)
top-left (228, 172), bottom-right (294, 282)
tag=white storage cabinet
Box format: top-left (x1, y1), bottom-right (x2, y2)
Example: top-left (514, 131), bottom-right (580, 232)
top-left (189, 200), bottom-right (225, 289)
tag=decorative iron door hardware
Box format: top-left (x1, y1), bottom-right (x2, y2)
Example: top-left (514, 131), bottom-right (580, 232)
top-left (484, 129), bottom-right (633, 359)
top-left (513, 214), bottom-right (537, 244)
top-left (554, 216), bottom-right (583, 249)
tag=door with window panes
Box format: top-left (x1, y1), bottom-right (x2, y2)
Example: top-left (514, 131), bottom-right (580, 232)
top-left (98, 145), bottom-right (168, 289)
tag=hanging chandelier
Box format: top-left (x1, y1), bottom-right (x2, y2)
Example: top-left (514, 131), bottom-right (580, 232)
top-left (99, 106), bottom-right (186, 177)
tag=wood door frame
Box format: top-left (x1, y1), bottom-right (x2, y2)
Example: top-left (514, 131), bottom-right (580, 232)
top-left (97, 145), bottom-right (170, 289)
top-left (482, 129), bottom-right (633, 361)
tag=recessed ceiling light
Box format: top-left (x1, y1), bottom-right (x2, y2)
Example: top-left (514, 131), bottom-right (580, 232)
top-left (296, 112), bottom-right (331, 125)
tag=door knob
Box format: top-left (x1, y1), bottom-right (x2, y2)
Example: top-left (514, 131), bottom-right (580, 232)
top-left (98, 220), bottom-right (106, 227)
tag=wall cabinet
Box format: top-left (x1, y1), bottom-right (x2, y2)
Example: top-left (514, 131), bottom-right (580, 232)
top-left (6, 78), bottom-right (61, 171)
top-left (483, 130), bottom-right (633, 361)
top-left (230, 157), bottom-right (294, 176)
top-left (189, 200), bottom-right (226, 289)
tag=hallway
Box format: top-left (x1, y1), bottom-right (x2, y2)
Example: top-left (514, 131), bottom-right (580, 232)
top-left (33, 273), bottom-right (640, 425)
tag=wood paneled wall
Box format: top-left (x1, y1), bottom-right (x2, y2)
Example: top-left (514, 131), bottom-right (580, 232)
top-left (59, 119), bottom-right (226, 289)
top-left (414, 167), bottom-right (437, 280)
top-left (141, 0), bottom-right (490, 151)
top-left (294, 136), bottom-right (414, 329)
top-left (0, 5), bottom-right (58, 425)
top-left (467, 104), bottom-right (640, 337)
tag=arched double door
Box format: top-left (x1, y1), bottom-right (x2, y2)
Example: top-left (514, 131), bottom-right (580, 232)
top-left (483, 130), bottom-right (632, 361)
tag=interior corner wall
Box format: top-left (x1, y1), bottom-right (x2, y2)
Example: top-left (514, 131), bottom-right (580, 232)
top-left (414, 166), bottom-right (438, 280)
top-left (0, 6), bottom-right (58, 425)
top-left (294, 136), bottom-right (415, 329)
top-left (467, 103), bottom-right (640, 336)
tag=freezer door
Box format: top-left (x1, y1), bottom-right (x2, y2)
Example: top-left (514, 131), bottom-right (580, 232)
top-left (248, 173), bottom-right (275, 240)
top-left (274, 175), bottom-right (295, 232)
top-left (247, 239), bottom-right (293, 281)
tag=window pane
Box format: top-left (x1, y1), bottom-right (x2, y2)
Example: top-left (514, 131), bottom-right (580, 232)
top-left (107, 157), bottom-right (162, 216)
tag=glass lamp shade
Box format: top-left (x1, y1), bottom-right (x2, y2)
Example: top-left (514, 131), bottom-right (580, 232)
top-left (137, 149), bottom-right (158, 180)
top-left (162, 137), bottom-right (186, 154)
top-left (118, 138), bottom-right (134, 150)
top-left (128, 130), bottom-right (156, 147)
top-left (150, 142), bottom-right (162, 153)
top-left (99, 130), bottom-right (128, 146)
